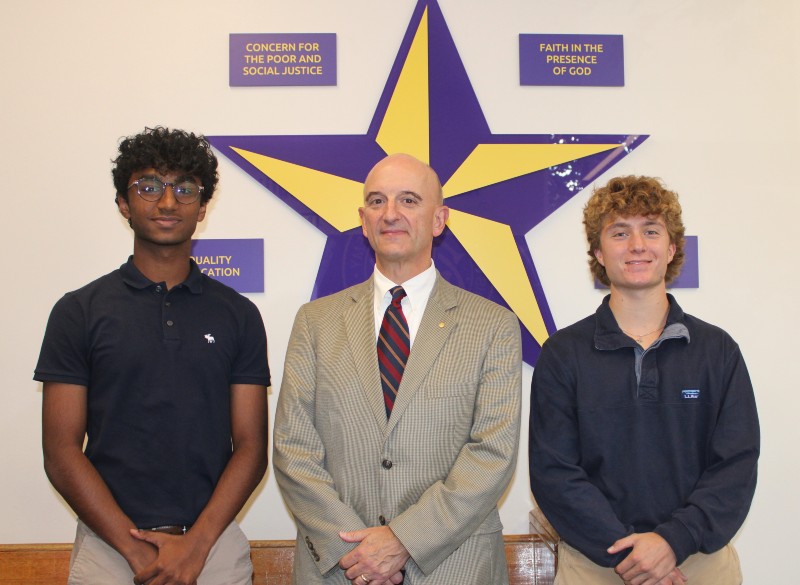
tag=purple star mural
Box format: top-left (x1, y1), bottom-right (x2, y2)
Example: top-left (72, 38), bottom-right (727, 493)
top-left (209, 0), bottom-right (647, 365)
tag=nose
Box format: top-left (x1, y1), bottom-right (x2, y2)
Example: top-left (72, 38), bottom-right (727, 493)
top-left (383, 198), bottom-right (400, 221)
top-left (157, 184), bottom-right (179, 209)
top-left (628, 231), bottom-right (645, 251)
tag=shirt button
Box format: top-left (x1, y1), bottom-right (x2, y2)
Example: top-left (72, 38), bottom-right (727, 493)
top-left (165, 302), bottom-right (171, 307)
top-left (381, 459), bottom-right (393, 470)
top-left (155, 285), bottom-right (162, 293)
top-left (379, 515), bottom-right (386, 525)
top-left (166, 320), bottom-right (174, 327)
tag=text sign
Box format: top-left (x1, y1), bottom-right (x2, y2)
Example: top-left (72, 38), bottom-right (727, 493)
top-left (191, 239), bottom-right (264, 293)
top-left (230, 33), bottom-right (336, 86)
top-left (520, 34), bottom-right (624, 87)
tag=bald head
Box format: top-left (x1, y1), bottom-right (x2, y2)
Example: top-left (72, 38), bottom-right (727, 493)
top-left (364, 154), bottom-right (443, 205)
top-left (359, 153), bottom-right (449, 283)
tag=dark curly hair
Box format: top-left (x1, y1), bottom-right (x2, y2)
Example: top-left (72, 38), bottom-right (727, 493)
top-left (583, 175), bottom-right (685, 286)
top-left (112, 126), bottom-right (218, 204)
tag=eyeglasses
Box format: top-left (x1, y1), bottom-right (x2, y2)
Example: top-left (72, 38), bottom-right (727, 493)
top-left (127, 176), bottom-right (204, 205)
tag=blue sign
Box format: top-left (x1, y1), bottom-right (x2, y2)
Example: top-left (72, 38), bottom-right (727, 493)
top-left (230, 33), bottom-right (336, 86)
top-left (520, 34), bottom-right (624, 86)
top-left (191, 239), bottom-right (264, 293)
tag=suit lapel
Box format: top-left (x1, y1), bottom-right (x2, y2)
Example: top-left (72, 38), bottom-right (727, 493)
top-left (385, 274), bottom-right (458, 437)
top-left (343, 279), bottom-right (388, 429)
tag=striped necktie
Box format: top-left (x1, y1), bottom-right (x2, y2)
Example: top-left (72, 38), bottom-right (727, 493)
top-left (377, 286), bottom-right (410, 417)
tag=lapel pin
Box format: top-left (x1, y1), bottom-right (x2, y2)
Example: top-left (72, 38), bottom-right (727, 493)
top-left (439, 322), bottom-right (445, 328)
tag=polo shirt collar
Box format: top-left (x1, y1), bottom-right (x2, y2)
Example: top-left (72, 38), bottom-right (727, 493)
top-left (594, 293), bottom-right (689, 351)
top-left (182, 260), bottom-right (204, 293)
top-left (120, 255), bottom-right (204, 294)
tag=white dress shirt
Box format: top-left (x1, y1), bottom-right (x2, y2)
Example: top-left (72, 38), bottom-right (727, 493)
top-left (371, 261), bottom-right (437, 348)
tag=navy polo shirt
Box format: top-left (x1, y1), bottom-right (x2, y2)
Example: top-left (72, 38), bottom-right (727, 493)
top-left (35, 257), bottom-right (270, 527)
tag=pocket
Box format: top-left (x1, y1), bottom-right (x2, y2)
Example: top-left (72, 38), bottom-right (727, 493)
top-left (68, 522), bottom-right (133, 584)
top-left (201, 522), bottom-right (253, 585)
top-left (425, 382), bottom-right (475, 399)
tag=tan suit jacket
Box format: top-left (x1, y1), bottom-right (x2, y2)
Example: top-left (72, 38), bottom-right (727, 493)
top-left (273, 273), bottom-right (522, 584)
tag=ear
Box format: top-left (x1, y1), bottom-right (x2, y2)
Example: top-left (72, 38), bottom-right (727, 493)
top-left (432, 205), bottom-right (449, 237)
top-left (667, 242), bottom-right (676, 263)
top-left (593, 247), bottom-right (605, 267)
top-left (116, 195), bottom-right (130, 220)
top-left (358, 207), bottom-right (367, 237)
top-left (197, 201), bottom-right (208, 222)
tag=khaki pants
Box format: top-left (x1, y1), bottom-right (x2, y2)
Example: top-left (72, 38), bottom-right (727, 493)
top-left (67, 520), bottom-right (253, 585)
top-left (555, 540), bottom-right (742, 585)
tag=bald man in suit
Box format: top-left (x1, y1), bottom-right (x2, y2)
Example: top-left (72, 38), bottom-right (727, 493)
top-left (273, 154), bottom-right (522, 585)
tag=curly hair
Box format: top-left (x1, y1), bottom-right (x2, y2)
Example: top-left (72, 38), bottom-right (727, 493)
top-left (112, 127), bottom-right (218, 203)
top-left (583, 175), bottom-right (685, 286)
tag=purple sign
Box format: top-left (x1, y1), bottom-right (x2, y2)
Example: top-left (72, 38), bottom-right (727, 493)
top-left (671, 235), bottom-right (699, 288)
top-left (230, 33), bottom-right (336, 86)
top-left (191, 239), bottom-right (264, 293)
top-left (520, 34), bottom-right (624, 87)
top-left (596, 236), bottom-right (699, 290)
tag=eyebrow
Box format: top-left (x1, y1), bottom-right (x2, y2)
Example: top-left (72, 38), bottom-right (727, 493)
top-left (365, 190), bottom-right (422, 201)
top-left (138, 172), bottom-right (196, 183)
top-left (606, 218), bottom-right (665, 229)
top-left (398, 190), bottom-right (422, 200)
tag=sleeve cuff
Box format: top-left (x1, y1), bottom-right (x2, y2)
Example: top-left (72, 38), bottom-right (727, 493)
top-left (654, 520), bottom-right (698, 566)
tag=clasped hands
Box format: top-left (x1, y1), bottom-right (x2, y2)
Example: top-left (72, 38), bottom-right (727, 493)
top-left (609, 532), bottom-right (687, 585)
top-left (128, 529), bottom-right (206, 585)
top-left (339, 526), bottom-right (410, 585)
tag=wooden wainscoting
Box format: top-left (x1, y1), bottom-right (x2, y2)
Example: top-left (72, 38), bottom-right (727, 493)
top-left (0, 534), bottom-right (556, 585)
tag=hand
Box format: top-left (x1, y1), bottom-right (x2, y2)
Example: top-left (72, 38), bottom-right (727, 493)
top-left (124, 538), bottom-right (159, 574)
top-left (349, 571), bottom-right (405, 585)
top-left (608, 532), bottom-right (678, 585)
top-left (129, 530), bottom-right (206, 585)
top-left (655, 567), bottom-right (688, 585)
top-left (339, 526), bottom-right (410, 584)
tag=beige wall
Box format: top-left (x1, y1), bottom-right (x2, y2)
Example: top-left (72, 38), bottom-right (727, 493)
top-left (2, 1), bottom-right (797, 582)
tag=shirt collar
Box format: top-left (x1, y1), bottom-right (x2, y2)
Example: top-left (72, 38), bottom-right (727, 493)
top-left (373, 260), bottom-right (437, 310)
top-left (120, 256), bottom-right (204, 294)
top-left (594, 293), bottom-right (689, 351)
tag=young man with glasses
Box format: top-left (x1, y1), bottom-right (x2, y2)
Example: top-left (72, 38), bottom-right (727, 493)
top-left (35, 127), bottom-right (270, 585)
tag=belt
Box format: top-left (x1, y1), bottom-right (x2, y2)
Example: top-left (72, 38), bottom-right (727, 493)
top-left (141, 525), bottom-right (190, 535)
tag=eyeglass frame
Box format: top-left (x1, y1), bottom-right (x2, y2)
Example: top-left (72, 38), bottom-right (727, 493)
top-left (126, 175), bottom-right (205, 205)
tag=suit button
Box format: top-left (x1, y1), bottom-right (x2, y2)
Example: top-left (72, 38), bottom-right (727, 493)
top-left (379, 515), bottom-right (386, 525)
top-left (381, 459), bottom-right (393, 469)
